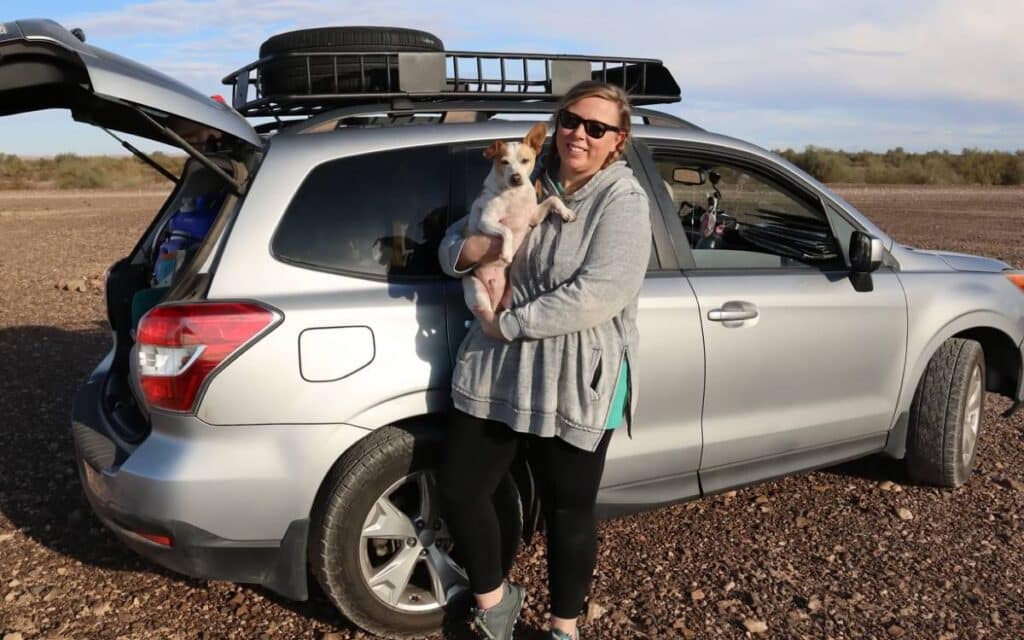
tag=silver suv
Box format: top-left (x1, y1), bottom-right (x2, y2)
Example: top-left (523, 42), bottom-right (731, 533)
top-left (5, 19), bottom-right (1023, 640)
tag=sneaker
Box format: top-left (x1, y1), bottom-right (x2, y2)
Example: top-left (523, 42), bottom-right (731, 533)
top-left (470, 582), bottom-right (526, 640)
top-left (549, 630), bottom-right (578, 640)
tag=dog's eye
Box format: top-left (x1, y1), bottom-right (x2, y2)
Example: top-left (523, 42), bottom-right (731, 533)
top-left (501, 159), bottom-right (510, 165)
top-left (520, 159), bottom-right (529, 164)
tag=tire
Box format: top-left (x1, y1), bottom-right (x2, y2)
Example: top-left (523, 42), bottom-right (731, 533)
top-left (309, 425), bottom-right (521, 639)
top-left (905, 338), bottom-right (986, 487)
top-left (258, 26), bottom-right (444, 96)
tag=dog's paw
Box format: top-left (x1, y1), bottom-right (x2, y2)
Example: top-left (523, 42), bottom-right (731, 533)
top-left (561, 209), bottom-right (577, 222)
top-left (500, 249), bottom-right (515, 264)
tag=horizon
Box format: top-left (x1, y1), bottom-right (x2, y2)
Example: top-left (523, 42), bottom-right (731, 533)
top-left (1, 1), bottom-right (1022, 156)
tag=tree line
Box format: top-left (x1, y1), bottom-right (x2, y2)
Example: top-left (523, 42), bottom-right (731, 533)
top-left (777, 147), bottom-right (1024, 186)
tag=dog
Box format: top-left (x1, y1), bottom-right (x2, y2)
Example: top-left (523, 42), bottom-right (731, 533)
top-left (463, 122), bottom-right (576, 322)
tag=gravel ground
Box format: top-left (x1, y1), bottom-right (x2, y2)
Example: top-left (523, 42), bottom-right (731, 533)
top-left (0, 186), bottom-right (1022, 640)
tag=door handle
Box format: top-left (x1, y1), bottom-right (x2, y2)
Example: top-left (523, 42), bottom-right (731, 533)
top-left (708, 307), bottom-right (758, 322)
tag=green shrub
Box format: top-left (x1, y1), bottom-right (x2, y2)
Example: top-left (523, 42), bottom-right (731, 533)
top-left (778, 146), bottom-right (1024, 185)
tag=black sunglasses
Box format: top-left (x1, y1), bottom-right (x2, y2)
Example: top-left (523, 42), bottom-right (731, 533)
top-left (557, 109), bottom-right (622, 139)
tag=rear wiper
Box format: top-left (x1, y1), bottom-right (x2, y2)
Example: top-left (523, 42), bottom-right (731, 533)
top-left (102, 128), bottom-right (180, 186)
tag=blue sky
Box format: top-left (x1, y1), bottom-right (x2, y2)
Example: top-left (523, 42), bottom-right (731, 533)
top-left (2, 0), bottom-right (1022, 155)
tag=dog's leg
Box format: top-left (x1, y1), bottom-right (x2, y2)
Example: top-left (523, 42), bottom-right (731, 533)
top-left (531, 195), bottom-right (576, 227)
top-left (485, 268), bottom-right (508, 312)
top-left (477, 201), bottom-right (517, 264)
top-left (463, 274), bottom-right (495, 321)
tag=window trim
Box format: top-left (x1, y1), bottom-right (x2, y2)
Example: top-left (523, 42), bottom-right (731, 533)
top-left (269, 143), bottom-right (454, 283)
top-left (638, 139), bottom-right (872, 274)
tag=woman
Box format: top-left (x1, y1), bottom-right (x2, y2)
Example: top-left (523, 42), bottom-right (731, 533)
top-left (437, 80), bottom-right (651, 640)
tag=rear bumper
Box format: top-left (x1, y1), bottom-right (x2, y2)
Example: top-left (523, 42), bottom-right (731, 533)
top-left (69, 356), bottom-right (365, 601)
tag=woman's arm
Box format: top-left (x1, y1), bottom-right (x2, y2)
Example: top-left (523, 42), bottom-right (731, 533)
top-left (497, 189), bottom-right (651, 341)
top-left (437, 216), bottom-right (504, 278)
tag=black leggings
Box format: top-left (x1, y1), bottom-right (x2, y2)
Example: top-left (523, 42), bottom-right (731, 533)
top-left (438, 408), bottom-right (613, 619)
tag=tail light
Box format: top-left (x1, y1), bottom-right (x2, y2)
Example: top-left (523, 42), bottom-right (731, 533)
top-left (136, 302), bottom-right (278, 412)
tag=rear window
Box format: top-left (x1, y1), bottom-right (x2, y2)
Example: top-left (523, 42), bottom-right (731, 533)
top-left (272, 144), bottom-right (450, 279)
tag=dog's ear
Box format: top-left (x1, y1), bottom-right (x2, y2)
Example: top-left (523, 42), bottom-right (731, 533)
top-left (483, 140), bottom-right (506, 159)
top-left (524, 122), bottom-right (547, 153)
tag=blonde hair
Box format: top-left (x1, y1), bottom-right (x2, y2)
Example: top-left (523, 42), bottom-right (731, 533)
top-left (550, 80), bottom-right (633, 169)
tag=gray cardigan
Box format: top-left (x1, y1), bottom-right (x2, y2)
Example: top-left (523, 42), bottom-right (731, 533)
top-left (438, 160), bottom-right (651, 452)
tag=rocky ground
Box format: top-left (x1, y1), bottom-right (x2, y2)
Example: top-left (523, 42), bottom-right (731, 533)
top-left (0, 186), bottom-right (1022, 639)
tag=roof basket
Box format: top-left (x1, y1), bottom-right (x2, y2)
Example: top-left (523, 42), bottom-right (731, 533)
top-left (222, 50), bottom-right (681, 118)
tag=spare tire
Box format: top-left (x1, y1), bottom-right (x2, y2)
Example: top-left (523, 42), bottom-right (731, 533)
top-left (258, 26), bottom-right (444, 97)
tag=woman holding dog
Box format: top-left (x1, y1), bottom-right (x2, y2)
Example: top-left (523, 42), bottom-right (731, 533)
top-left (437, 80), bottom-right (651, 640)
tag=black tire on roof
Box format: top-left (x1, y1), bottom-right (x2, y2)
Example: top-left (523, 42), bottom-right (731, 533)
top-left (258, 26), bottom-right (444, 97)
top-left (904, 337), bottom-right (986, 487)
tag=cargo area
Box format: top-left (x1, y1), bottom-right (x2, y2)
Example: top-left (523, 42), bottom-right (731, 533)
top-left (100, 154), bottom-right (253, 442)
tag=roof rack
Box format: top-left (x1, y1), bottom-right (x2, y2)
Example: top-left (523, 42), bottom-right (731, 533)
top-left (222, 50), bottom-right (681, 118)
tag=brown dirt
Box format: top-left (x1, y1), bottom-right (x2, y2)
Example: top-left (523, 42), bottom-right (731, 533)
top-left (1, 186), bottom-right (1023, 640)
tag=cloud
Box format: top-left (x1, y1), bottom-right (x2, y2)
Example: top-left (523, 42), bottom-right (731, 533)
top-left (7, 0), bottom-right (1020, 153)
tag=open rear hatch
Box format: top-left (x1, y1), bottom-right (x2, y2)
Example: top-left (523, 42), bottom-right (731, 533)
top-left (0, 18), bottom-right (261, 159)
top-left (1, 18), bottom-right (263, 442)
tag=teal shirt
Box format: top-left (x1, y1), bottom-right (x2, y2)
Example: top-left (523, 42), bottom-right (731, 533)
top-left (605, 358), bottom-right (629, 430)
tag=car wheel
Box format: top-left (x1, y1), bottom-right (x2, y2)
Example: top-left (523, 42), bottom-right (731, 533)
top-left (905, 337), bottom-right (986, 487)
top-left (309, 425), bottom-right (521, 639)
top-left (258, 26), bottom-right (445, 97)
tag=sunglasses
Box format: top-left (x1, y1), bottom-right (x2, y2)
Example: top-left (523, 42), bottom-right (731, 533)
top-left (557, 109), bottom-right (622, 139)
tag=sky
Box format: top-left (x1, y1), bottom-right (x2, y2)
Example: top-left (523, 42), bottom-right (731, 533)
top-left (1, 0), bottom-right (1022, 156)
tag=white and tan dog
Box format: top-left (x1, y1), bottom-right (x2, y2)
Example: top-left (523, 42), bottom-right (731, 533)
top-left (463, 122), bottom-right (576, 320)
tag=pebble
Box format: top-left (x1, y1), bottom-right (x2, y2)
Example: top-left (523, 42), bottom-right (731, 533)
top-left (743, 618), bottom-right (768, 634)
top-left (995, 476), bottom-right (1024, 492)
top-left (584, 600), bottom-right (606, 623)
top-left (896, 507), bottom-right (914, 521)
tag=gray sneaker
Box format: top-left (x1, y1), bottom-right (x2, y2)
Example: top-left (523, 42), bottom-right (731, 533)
top-left (470, 582), bottom-right (526, 640)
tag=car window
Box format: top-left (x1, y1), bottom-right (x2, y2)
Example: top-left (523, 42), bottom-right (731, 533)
top-left (651, 150), bottom-right (842, 270)
top-left (272, 145), bottom-right (449, 279)
top-left (459, 144), bottom-right (659, 271)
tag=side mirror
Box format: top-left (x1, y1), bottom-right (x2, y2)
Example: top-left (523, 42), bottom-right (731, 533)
top-left (849, 231), bottom-right (884, 292)
top-left (672, 168), bottom-right (706, 186)
top-left (849, 231), bottom-right (884, 273)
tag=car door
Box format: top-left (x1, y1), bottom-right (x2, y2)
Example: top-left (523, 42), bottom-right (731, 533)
top-left (445, 137), bottom-right (705, 516)
top-left (641, 139), bottom-right (908, 493)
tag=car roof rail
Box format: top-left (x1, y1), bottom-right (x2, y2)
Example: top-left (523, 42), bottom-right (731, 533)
top-left (222, 49), bottom-right (682, 119)
top-left (251, 99), bottom-right (701, 135)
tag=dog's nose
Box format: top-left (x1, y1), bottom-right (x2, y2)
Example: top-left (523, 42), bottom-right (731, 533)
top-left (510, 173), bottom-right (523, 186)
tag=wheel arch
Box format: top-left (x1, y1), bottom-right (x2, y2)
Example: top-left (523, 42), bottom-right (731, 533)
top-left (951, 326), bottom-right (1022, 400)
top-left (305, 411), bottom-right (540, 553)
top-left (885, 312), bottom-right (1021, 458)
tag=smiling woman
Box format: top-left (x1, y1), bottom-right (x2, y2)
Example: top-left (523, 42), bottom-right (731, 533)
top-left (437, 79), bottom-right (651, 640)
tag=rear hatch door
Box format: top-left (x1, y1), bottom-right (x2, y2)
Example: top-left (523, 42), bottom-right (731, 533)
top-left (0, 18), bottom-right (261, 157)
